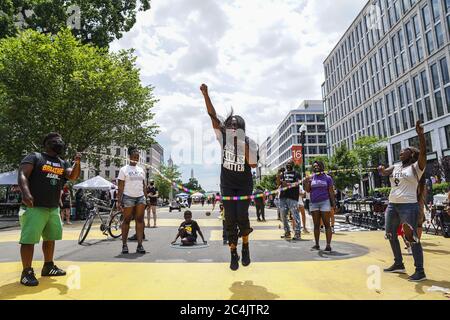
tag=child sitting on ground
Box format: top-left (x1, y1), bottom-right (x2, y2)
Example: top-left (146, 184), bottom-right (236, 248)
top-left (171, 210), bottom-right (207, 246)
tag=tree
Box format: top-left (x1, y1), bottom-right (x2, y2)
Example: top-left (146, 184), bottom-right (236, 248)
top-left (183, 178), bottom-right (204, 193)
top-left (328, 144), bottom-right (360, 191)
top-left (0, 29), bottom-right (158, 167)
top-left (259, 173), bottom-right (277, 192)
top-left (0, 0), bottom-right (151, 48)
top-left (154, 164), bottom-right (182, 200)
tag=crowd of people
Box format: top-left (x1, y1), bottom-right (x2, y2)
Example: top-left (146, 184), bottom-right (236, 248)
top-left (13, 84), bottom-right (449, 287)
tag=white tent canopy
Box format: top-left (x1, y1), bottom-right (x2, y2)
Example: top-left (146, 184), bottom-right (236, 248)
top-left (73, 176), bottom-right (114, 191)
top-left (192, 192), bottom-right (204, 198)
top-left (0, 171), bottom-right (18, 186)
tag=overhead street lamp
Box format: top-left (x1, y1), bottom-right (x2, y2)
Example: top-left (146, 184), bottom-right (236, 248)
top-left (299, 124), bottom-right (307, 179)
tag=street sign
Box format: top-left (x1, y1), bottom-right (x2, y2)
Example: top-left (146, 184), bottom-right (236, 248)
top-left (292, 146), bottom-right (303, 165)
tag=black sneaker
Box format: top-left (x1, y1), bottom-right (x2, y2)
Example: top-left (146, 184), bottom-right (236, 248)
top-left (311, 245), bottom-right (320, 251)
top-left (281, 232), bottom-right (291, 239)
top-left (230, 250), bottom-right (240, 271)
top-left (136, 245), bottom-right (146, 254)
top-left (292, 234), bottom-right (302, 241)
top-left (383, 263), bottom-right (406, 274)
top-left (408, 271), bottom-right (427, 282)
top-left (324, 245), bottom-right (332, 252)
top-left (122, 244), bottom-right (129, 254)
top-left (41, 264), bottom-right (66, 277)
top-left (242, 244), bottom-right (251, 267)
top-left (20, 268), bottom-right (39, 286)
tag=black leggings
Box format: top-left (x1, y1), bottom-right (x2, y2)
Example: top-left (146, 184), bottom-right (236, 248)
top-left (221, 188), bottom-right (253, 246)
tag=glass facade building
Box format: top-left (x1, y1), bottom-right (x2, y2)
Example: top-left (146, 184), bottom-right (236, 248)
top-left (258, 100), bottom-right (327, 178)
top-left (323, 0), bottom-right (450, 167)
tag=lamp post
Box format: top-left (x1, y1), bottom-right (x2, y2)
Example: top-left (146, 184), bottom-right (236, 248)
top-left (299, 124), bottom-right (307, 179)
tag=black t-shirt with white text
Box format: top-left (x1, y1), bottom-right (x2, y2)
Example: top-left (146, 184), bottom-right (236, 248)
top-left (279, 170), bottom-right (301, 200)
top-left (179, 220), bottom-right (200, 239)
top-left (220, 129), bottom-right (257, 192)
top-left (21, 152), bottom-right (69, 208)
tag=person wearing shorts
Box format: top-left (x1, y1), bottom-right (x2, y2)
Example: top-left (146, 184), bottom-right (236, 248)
top-left (18, 132), bottom-right (81, 286)
top-left (146, 180), bottom-right (158, 228)
top-left (117, 147), bottom-right (147, 255)
top-left (303, 161), bottom-right (336, 252)
top-left (378, 121), bottom-right (427, 282)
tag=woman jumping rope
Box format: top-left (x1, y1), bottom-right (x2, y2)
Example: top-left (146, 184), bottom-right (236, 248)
top-left (201, 83), bottom-right (258, 271)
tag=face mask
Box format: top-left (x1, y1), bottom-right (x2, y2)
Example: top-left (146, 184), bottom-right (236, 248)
top-left (49, 141), bottom-right (65, 155)
top-left (150, 183), bottom-right (154, 186)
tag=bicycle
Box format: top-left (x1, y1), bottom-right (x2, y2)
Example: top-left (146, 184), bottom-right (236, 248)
top-left (78, 194), bottom-right (124, 245)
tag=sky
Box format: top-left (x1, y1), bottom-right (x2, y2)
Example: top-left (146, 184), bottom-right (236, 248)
top-left (110, 0), bottom-right (368, 191)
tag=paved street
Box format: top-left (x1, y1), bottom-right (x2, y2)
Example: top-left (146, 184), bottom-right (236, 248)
top-left (0, 204), bottom-right (449, 300)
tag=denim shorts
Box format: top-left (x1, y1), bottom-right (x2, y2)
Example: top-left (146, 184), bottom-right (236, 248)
top-left (122, 195), bottom-right (146, 208)
top-left (309, 199), bottom-right (331, 212)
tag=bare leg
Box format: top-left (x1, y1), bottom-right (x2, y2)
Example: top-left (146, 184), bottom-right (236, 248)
top-left (299, 206), bottom-right (308, 232)
top-left (311, 211), bottom-right (321, 246)
top-left (42, 240), bottom-right (55, 263)
top-left (121, 207), bottom-right (134, 245)
top-left (152, 206), bottom-right (157, 227)
top-left (146, 206), bottom-right (151, 227)
top-left (20, 244), bottom-right (34, 269)
top-left (322, 211), bottom-right (332, 247)
top-left (135, 204), bottom-right (146, 246)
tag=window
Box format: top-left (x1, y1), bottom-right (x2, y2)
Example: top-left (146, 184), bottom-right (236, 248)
top-left (306, 114), bottom-right (316, 122)
top-left (308, 136), bottom-right (317, 144)
top-left (431, 0), bottom-right (441, 22)
top-left (409, 136), bottom-right (419, 148)
top-left (440, 58), bottom-right (450, 85)
top-left (423, 5), bottom-right (431, 29)
top-left (416, 100), bottom-right (425, 122)
top-left (318, 135), bottom-right (327, 144)
top-left (421, 71), bottom-right (429, 95)
top-left (425, 132), bottom-right (433, 153)
top-left (425, 96), bottom-right (433, 120)
top-left (308, 146), bottom-right (317, 155)
top-left (435, 23), bottom-right (445, 48)
top-left (115, 170), bottom-right (119, 178)
top-left (115, 148), bottom-right (121, 156)
top-left (296, 114), bottom-right (305, 122)
top-left (431, 63), bottom-right (440, 89)
top-left (446, 125), bottom-right (450, 147)
top-left (426, 31), bottom-right (435, 53)
top-left (392, 142), bottom-right (402, 162)
top-left (307, 125), bottom-right (316, 133)
top-left (105, 170), bottom-right (110, 178)
top-left (316, 114), bottom-right (325, 122)
top-left (445, 86), bottom-right (450, 113)
top-left (105, 159), bottom-right (110, 167)
top-left (319, 146), bottom-right (328, 154)
top-left (435, 91), bottom-right (444, 116)
top-left (317, 125), bottom-right (326, 133)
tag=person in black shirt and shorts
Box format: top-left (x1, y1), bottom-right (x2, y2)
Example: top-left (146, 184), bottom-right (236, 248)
top-left (146, 180), bottom-right (158, 228)
top-left (171, 211), bottom-right (207, 246)
top-left (201, 84), bottom-right (259, 271)
top-left (18, 132), bottom-right (81, 286)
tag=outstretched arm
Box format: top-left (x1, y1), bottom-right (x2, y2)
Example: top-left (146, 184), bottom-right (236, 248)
top-left (378, 165), bottom-right (395, 177)
top-left (416, 121), bottom-right (426, 171)
top-left (200, 84), bottom-right (221, 134)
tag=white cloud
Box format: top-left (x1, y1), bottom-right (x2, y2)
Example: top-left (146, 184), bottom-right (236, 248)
top-left (110, 0), bottom-right (367, 190)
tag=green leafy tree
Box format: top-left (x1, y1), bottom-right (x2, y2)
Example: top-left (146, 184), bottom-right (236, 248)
top-left (328, 144), bottom-right (360, 191)
top-left (154, 164), bottom-right (182, 200)
top-left (259, 173), bottom-right (277, 192)
top-left (0, 29), bottom-right (158, 167)
top-left (183, 177), bottom-right (204, 193)
top-left (352, 136), bottom-right (387, 169)
top-left (0, 0), bottom-right (151, 48)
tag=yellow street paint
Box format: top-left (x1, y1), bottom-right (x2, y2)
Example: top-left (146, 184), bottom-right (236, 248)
top-left (1, 224), bottom-right (449, 300)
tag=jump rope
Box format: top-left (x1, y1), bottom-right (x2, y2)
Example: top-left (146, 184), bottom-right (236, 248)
top-left (81, 152), bottom-right (379, 201)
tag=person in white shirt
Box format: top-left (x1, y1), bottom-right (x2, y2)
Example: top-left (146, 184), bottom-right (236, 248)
top-left (378, 121), bottom-right (427, 282)
top-left (117, 147), bottom-right (147, 255)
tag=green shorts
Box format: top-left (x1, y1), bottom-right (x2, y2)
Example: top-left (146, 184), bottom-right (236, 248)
top-left (19, 207), bottom-right (63, 244)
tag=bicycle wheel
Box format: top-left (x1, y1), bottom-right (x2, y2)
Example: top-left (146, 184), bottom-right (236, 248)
top-left (108, 211), bottom-right (123, 239)
top-left (78, 212), bottom-right (95, 245)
